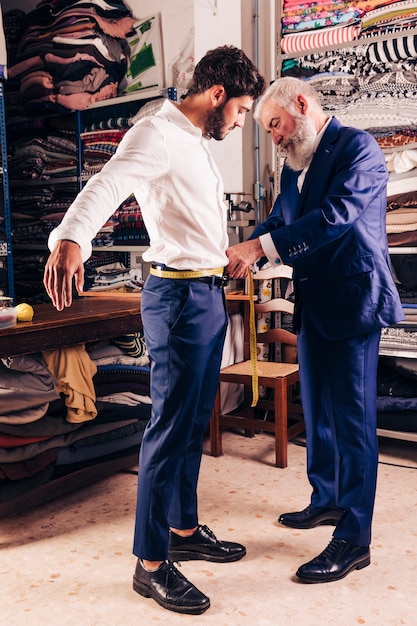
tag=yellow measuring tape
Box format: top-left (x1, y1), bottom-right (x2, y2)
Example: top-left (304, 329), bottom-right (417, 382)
top-left (248, 269), bottom-right (259, 407)
top-left (150, 266), bottom-right (224, 279)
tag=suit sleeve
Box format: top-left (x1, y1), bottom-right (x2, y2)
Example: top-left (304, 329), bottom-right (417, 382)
top-left (249, 194), bottom-right (285, 240)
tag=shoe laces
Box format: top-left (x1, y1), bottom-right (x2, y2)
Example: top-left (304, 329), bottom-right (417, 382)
top-left (164, 560), bottom-right (187, 588)
top-left (199, 524), bottom-right (217, 543)
top-left (321, 538), bottom-right (342, 559)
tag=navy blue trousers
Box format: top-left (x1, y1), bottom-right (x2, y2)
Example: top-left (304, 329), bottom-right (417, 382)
top-left (133, 275), bottom-right (227, 561)
top-left (297, 314), bottom-right (381, 547)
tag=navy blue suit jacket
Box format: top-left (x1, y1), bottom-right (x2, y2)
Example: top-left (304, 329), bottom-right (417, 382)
top-left (252, 117), bottom-right (404, 341)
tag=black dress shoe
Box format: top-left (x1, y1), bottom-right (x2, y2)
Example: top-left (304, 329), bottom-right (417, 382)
top-left (278, 504), bottom-right (344, 529)
top-left (133, 558), bottom-right (210, 614)
top-left (168, 524), bottom-right (246, 563)
top-left (296, 538), bottom-right (371, 583)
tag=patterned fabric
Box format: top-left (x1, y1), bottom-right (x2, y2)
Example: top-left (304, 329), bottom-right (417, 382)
top-left (281, 24), bottom-right (361, 53)
top-left (111, 332), bottom-right (147, 358)
top-left (367, 32), bottom-right (417, 62)
top-left (361, 0), bottom-right (417, 31)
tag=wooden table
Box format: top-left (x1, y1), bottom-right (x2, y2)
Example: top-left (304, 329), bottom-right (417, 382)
top-left (0, 294), bottom-right (141, 358)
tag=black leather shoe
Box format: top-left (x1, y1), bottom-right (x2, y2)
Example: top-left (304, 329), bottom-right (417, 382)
top-left (133, 559), bottom-right (210, 614)
top-left (296, 538), bottom-right (371, 583)
top-left (278, 505), bottom-right (344, 529)
top-left (168, 524), bottom-right (246, 563)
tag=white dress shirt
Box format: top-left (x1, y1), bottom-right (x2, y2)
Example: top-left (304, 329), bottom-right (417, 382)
top-left (48, 99), bottom-right (229, 269)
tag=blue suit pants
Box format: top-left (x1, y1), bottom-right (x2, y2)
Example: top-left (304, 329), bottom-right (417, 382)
top-left (297, 313), bottom-right (381, 546)
top-left (133, 275), bottom-right (227, 561)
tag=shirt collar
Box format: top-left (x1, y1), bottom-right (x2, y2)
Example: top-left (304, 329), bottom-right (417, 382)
top-left (160, 99), bottom-right (203, 138)
top-left (314, 116), bottom-right (331, 152)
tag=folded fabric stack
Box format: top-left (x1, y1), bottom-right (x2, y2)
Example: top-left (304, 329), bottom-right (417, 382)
top-left (81, 127), bottom-right (128, 175)
top-left (8, 119), bottom-right (77, 182)
top-left (281, 2), bottom-right (417, 134)
top-left (111, 195), bottom-right (149, 246)
top-left (280, 1), bottom-right (417, 55)
top-left (6, 0), bottom-right (136, 113)
top-left (6, 114), bottom-right (79, 302)
top-left (280, 1), bottom-right (362, 55)
top-left (0, 340), bottom-right (150, 510)
top-left (377, 354), bottom-right (417, 432)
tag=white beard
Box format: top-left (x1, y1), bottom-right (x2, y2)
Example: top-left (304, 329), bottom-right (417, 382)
top-left (282, 115), bottom-right (317, 172)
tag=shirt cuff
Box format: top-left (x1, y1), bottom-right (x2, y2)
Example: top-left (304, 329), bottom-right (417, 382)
top-left (48, 226), bottom-right (92, 263)
top-left (259, 233), bottom-right (283, 266)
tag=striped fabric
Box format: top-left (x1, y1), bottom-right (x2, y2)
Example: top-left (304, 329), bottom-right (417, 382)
top-left (281, 24), bottom-right (361, 54)
top-left (367, 33), bottom-right (417, 61)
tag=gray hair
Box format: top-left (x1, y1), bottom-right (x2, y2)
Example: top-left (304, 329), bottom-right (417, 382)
top-left (254, 77), bottom-right (322, 121)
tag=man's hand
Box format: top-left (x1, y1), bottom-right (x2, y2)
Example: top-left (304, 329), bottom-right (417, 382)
top-left (43, 240), bottom-right (84, 311)
top-left (226, 238), bottom-right (264, 279)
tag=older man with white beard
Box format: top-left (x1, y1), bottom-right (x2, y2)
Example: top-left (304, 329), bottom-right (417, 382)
top-left (226, 77), bottom-right (404, 584)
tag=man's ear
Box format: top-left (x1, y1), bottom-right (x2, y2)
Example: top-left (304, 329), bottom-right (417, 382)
top-left (297, 94), bottom-right (308, 115)
top-left (210, 85), bottom-right (227, 107)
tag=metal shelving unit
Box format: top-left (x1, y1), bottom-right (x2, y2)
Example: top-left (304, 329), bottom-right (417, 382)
top-left (0, 80), bottom-right (13, 299)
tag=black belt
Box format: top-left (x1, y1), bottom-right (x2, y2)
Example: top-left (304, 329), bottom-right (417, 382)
top-left (150, 263), bottom-right (229, 287)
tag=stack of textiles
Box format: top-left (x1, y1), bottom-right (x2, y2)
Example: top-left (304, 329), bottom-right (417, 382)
top-left (81, 127), bottom-right (128, 176)
top-left (377, 354), bottom-right (417, 433)
top-left (8, 116), bottom-right (77, 182)
top-left (77, 101), bottom-right (154, 251)
top-left (281, 2), bottom-right (417, 135)
top-left (5, 0), bottom-right (136, 114)
top-left (0, 338), bottom-right (151, 513)
top-left (279, 1), bottom-right (417, 55)
top-left (7, 115), bottom-right (78, 302)
top-left (110, 195), bottom-right (150, 247)
top-left (83, 258), bottom-right (142, 292)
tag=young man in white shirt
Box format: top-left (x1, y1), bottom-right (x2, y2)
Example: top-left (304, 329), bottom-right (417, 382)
top-left (44, 45), bottom-right (265, 615)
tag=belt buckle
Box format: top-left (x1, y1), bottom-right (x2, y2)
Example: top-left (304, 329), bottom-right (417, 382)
top-left (221, 273), bottom-right (229, 287)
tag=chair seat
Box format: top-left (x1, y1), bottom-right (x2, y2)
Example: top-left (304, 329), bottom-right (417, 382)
top-left (220, 360), bottom-right (299, 380)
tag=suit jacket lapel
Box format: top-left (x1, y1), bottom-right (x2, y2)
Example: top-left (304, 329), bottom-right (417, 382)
top-left (298, 117), bottom-right (340, 214)
top-left (281, 166), bottom-right (302, 225)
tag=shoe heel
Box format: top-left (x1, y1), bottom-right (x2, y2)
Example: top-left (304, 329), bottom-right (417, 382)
top-left (133, 576), bottom-right (150, 598)
top-left (356, 556), bottom-right (371, 571)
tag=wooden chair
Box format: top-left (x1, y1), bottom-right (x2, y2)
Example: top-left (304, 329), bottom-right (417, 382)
top-left (210, 265), bottom-right (304, 468)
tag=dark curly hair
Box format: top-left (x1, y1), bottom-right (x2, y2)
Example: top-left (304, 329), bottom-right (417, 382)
top-left (185, 45), bottom-right (265, 100)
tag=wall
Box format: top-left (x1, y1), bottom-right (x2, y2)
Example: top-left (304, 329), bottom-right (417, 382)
top-left (1, 0), bottom-right (275, 221)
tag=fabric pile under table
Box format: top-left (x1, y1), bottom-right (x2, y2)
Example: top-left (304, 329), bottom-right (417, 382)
top-left (0, 338), bottom-right (151, 508)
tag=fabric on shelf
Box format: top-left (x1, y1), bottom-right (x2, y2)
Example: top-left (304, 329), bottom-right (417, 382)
top-left (281, 24), bottom-right (361, 54)
top-left (43, 344), bottom-right (98, 423)
top-left (361, 0), bottom-right (417, 32)
top-left (0, 416), bottom-right (140, 464)
top-left (386, 207), bottom-right (417, 232)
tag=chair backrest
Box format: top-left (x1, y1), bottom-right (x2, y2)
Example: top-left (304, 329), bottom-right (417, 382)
top-left (252, 264), bottom-right (296, 364)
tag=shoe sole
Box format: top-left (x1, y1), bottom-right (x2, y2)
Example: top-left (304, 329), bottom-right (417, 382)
top-left (279, 517), bottom-right (343, 529)
top-left (295, 554), bottom-right (371, 583)
top-left (133, 576), bottom-right (210, 615)
top-left (168, 548), bottom-right (247, 563)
